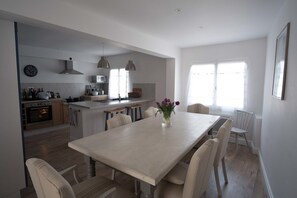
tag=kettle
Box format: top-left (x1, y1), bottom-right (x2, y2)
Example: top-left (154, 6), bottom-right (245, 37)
top-left (37, 92), bottom-right (50, 100)
top-left (92, 91), bottom-right (99, 96)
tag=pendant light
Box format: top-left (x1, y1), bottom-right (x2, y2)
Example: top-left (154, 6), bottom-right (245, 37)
top-left (97, 43), bottom-right (110, 69)
top-left (125, 60), bottom-right (136, 71)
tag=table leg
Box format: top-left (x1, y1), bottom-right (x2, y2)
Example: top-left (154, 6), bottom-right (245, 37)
top-left (88, 157), bottom-right (96, 178)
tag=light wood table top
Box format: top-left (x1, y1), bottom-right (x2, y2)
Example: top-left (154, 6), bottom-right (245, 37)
top-left (68, 112), bottom-right (220, 186)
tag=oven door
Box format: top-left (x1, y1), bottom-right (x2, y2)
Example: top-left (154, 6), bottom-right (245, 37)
top-left (26, 105), bottom-right (53, 124)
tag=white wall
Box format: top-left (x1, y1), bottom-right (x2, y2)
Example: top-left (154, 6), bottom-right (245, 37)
top-left (166, 58), bottom-right (176, 100)
top-left (106, 52), bottom-right (167, 102)
top-left (19, 45), bottom-right (102, 84)
top-left (261, 0), bottom-right (297, 197)
top-left (0, 20), bottom-right (25, 198)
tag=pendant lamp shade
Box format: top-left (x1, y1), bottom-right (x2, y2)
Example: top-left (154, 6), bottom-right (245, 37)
top-left (97, 56), bottom-right (111, 69)
top-left (125, 60), bottom-right (136, 71)
top-left (97, 43), bottom-right (110, 69)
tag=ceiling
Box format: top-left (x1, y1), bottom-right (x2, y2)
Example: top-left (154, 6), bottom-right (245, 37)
top-left (60, 0), bottom-right (285, 48)
top-left (17, 23), bottom-right (132, 56)
top-left (18, 0), bottom-right (285, 56)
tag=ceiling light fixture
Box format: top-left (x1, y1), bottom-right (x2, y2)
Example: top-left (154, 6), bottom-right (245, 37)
top-left (175, 8), bottom-right (182, 13)
top-left (125, 60), bottom-right (136, 71)
top-left (97, 43), bottom-right (110, 69)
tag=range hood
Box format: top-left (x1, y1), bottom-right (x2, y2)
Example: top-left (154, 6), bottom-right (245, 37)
top-left (60, 58), bottom-right (83, 74)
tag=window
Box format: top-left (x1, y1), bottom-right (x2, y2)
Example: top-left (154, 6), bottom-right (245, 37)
top-left (187, 61), bottom-right (247, 115)
top-left (109, 68), bottom-right (130, 99)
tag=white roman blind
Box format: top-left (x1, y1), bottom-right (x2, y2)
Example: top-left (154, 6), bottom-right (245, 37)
top-left (187, 61), bottom-right (247, 115)
top-left (109, 68), bottom-right (130, 99)
top-left (216, 62), bottom-right (246, 109)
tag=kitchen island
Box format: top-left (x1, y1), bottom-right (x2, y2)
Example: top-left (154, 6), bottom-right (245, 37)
top-left (68, 98), bottom-right (155, 139)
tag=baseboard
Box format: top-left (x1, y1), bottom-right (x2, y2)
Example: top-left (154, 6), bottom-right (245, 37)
top-left (259, 152), bottom-right (274, 198)
top-left (250, 142), bottom-right (259, 155)
top-left (24, 124), bottom-right (70, 137)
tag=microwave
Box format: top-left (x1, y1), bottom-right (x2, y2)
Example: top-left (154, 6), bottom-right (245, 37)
top-left (92, 75), bottom-right (107, 83)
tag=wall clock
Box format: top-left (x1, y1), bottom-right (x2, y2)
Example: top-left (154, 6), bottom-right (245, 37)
top-left (24, 65), bottom-right (38, 77)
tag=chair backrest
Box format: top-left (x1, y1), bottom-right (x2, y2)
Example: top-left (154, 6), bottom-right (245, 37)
top-left (107, 114), bottom-right (132, 130)
top-left (183, 139), bottom-right (219, 198)
top-left (214, 119), bottom-right (232, 166)
top-left (187, 103), bottom-right (209, 114)
top-left (144, 106), bottom-right (158, 118)
top-left (234, 110), bottom-right (254, 130)
top-left (26, 158), bottom-right (75, 198)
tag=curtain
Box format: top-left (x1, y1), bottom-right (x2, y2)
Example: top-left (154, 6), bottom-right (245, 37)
top-left (109, 69), bottom-right (130, 99)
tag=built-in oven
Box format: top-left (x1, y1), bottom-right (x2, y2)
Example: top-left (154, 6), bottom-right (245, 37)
top-left (23, 101), bottom-right (53, 130)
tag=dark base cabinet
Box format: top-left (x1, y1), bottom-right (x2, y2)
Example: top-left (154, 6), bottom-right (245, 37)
top-left (22, 99), bottom-right (66, 130)
top-left (52, 100), bottom-right (64, 125)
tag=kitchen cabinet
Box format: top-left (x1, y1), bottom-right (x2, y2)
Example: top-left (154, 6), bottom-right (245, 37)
top-left (52, 100), bottom-right (64, 125)
top-left (63, 103), bottom-right (69, 124)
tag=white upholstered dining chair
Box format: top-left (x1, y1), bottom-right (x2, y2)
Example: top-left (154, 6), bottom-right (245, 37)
top-left (213, 119), bottom-right (232, 196)
top-left (107, 114), bottom-right (132, 181)
top-left (231, 110), bottom-right (254, 150)
top-left (156, 139), bottom-right (219, 198)
top-left (107, 114), bottom-right (132, 130)
top-left (187, 103), bottom-right (209, 114)
top-left (166, 120), bottom-right (232, 196)
top-left (26, 158), bottom-right (136, 198)
top-left (187, 103), bottom-right (212, 142)
top-left (143, 106), bottom-right (158, 118)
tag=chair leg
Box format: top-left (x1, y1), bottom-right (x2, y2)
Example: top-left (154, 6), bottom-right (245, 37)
top-left (139, 107), bottom-right (143, 119)
top-left (214, 165), bottom-right (222, 196)
top-left (131, 109), bottom-right (134, 122)
top-left (105, 113), bottom-right (109, 131)
top-left (222, 157), bottom-right (228, 184)
top-left (111, 169), bottom-right (116, 180)
top-left (243, 133), bottom-right (250, 150)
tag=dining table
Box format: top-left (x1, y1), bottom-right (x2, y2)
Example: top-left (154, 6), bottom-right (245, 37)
top-left (68, 111), bottom-right (220, 198)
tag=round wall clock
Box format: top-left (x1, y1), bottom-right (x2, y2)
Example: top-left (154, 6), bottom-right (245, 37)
top-left (24, 65), bottom-right (38, 77)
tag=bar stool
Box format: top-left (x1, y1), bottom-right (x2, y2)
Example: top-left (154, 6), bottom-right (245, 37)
top-left (104, 108), bottom-right (125, 130)
top-left (125, 104), bottom-right (143, 122)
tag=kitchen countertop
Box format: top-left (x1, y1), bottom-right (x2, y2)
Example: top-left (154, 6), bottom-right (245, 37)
top-left (68, 98), bottom-right (154, 110)
top-left (21, 98), bottom-right (64, 104)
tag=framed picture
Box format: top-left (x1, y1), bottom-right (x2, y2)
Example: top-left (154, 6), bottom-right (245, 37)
top-left (272, 23), bottom-right (290, 100)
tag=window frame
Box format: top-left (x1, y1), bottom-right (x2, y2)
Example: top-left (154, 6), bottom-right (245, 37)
top-left (108, 68), bottom-right (130, 99)
top-left (187, 60), bottom-right (247, 114)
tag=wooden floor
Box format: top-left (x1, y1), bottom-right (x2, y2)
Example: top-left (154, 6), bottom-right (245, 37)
top-left (21, 127), bottom-right (267, 198)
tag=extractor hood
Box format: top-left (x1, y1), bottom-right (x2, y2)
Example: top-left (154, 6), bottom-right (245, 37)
top-left (60, 57), bottom-right (83, 74)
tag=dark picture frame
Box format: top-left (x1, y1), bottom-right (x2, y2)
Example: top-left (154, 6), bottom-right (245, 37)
top-left (272, 23), bottom-right (290, 100)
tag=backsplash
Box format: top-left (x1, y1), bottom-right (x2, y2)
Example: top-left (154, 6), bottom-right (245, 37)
top-left (21, 83), bottom-right (85, 99)
top-left (133, 83), bottom-right (155, 100)
top-left (21, 83), bottom-right (156, 100)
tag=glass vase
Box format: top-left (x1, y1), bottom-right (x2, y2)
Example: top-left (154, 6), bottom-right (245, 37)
top-left (162, 113), bottom-right (172, 128)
